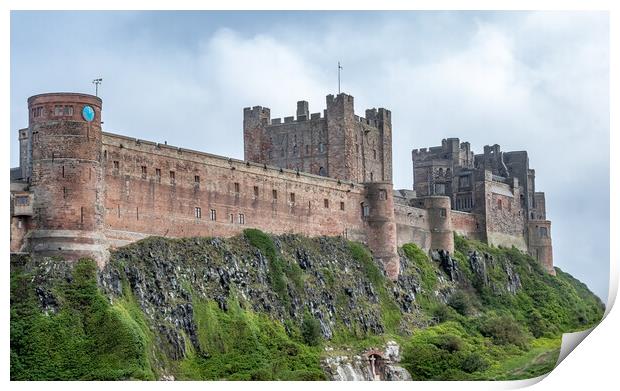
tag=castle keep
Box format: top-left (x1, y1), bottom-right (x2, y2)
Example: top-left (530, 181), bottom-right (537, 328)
top-left (10, 92), bottom-right (554, 278)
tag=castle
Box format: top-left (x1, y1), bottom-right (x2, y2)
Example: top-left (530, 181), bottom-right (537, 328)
top-left (9, 92), bottom-right (554, 278)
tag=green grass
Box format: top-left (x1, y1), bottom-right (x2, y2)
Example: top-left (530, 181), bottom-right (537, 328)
top-left (10, 259), bottom-right (154, 380)
top-left (179, 295), bottom-right (325, 380)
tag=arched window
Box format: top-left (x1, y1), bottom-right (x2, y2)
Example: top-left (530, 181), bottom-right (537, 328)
top-left (318, 167), bottom-right (327, 176)
top-left (319, 143), bottom-right (325, 153)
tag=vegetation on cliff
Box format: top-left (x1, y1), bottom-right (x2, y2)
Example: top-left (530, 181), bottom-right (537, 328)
top-left (10, 232), bottom-right (604, 380)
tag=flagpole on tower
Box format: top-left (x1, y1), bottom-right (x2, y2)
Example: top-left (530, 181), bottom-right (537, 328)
top-left (338, 62), bottom-right (343, 94)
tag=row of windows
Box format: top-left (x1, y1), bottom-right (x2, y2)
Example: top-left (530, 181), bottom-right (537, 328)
top-left (31, 105), bottom-right (76, 118)
top-left (112, 160), bottom-right (347, 211)
top-left (194, 207), bottom-right (245, 224)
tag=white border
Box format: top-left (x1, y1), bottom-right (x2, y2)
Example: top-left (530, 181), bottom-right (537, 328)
top-left (2, 1), bottom-right (617, 390)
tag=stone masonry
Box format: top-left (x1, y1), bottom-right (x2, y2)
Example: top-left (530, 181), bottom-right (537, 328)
top-left (10, 92), bottom-right (554, 277)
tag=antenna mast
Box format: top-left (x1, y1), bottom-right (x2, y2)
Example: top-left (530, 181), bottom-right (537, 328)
top-left (92, 78), bottom-right (103, 97)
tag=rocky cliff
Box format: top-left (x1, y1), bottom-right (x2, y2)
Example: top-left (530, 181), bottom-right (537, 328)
top-left (10, 230), bottom-right (605, 380)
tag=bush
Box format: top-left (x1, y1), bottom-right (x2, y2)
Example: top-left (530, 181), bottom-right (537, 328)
top-left (301, 313), bottom-right (322, 346)
top-left (479, 315), bottom-right (530, 349)
top-left (460, 352), bottom-right (489, 374)
top-left (447, 291), bottom-right (472, 316)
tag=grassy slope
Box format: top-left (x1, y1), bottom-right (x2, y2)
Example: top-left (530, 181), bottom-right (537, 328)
top-left (10, 232), bottom-right (604, 380)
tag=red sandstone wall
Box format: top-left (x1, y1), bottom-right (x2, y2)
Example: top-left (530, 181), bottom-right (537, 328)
top-left (394, 203), bottom-right (431, 250)
top-left (102, 133), bottom-right (368, 247)
top-left (451, 210), bottom-right (485, 241)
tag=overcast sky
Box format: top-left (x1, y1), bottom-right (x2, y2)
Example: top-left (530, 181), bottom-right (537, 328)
top-left (10, 11), bottom-right (609, 302)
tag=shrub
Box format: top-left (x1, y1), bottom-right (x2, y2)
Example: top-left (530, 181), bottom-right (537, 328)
top-left (479, 315), bottom-right (530, 349)
top-left (301, 313), bottom-right (322, 346)
top-left (447, 291), bottom-right (472, 316)
top-left (459, 352), bottom-right (489, 374)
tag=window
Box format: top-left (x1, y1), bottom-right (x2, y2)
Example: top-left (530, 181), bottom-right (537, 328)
top-left (272, 189), bottom-right (277, 201)
top-left (234, 182), bottom-right (240, 193)
top-left (239, 213), bottom-right (245, 224)
top-left (318, 167), bottom-right (327, 176)
top-left (113, 161), bottom-right (119, 170)
top-left (141, 166), bottom-right (147, 179)
top-left (195, 175), bottom-right (200, 184)
top-left (33, 106), bottom-right (43, 117)
top-left (378, 189), bottom-right (387, 200)
top-left (230, 213), bottom-right (234, 223)
top-left (253, 186), bottom-right (259, 198)
top-left (290, 192), bottom-right (295, 203)
top-left (361, 203), bottom-right (370, 217)
top-left (539, 227), bottom-right (548, 238)
top-left (324, 199), bottom-right (329, 208)
top-left (53, 105), bottom-right (73, 116)
top-left (155, 168), bottom-right (161, 183)
top-left (440, 208), bottom-right (447, 218)
top-left (170, 171), bottom-right (175, 184)
top-left (293, 145), bottom-right (298, 155)
top-left (195, 207), bottom-right (202, 219)
top-left (15, 196), bottom-right (29, 206)
top-left (356, 144), bottom-right (359, 153)
top-left (459, 175), bottom-right (471, 189)
top-left (434, 183), bottom-right (446, 195)
top-left (340, 201), bottom-right (345, 211)
top-left (497, 199), bottom-right (502, 210)
top-left (319, 143), bottom-right (325, 153)
top-left (373, 149), bottom-right (377, 159)
top-left (305, 145), bottom-right (309, 155)
top-left (210, 209), bottom-right (216, 221)
top-left (370, 172), bottom-right (374, 181)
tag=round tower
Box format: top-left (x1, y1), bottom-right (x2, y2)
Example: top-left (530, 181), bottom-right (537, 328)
top-left (27, 93), bottom-right (107, 265)
top-left (364, 182), bottom-right (399, 280)
top-left (424, 196), bottom-right (454, 253)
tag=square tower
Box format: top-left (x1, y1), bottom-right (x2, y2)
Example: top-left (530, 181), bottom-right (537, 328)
top-left (243, 93), bottom-right (393, 184)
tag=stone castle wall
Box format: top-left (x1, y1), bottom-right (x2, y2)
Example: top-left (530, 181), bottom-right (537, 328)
top-left (102, 132), bottom-right (368, 248)
top-left (10, 92), bottom-right (554, 278)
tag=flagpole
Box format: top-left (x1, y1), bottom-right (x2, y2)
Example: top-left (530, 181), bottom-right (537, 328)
top-left (338, 62), bottom-right (342, 94)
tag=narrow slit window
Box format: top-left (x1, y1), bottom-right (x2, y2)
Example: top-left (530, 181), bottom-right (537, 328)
top-left (210, 209), bottom-right (217, 221)
top-left (234, 182), bottom-right (240, 193)
top-left (170, 171), bottom-right (175, 184)
top-left (324, 199), bottom-right (329, 208)
top-left (340, 201), bottom-right (345, 211)
top-left (141, 166), bottom-right (147, 179)
top-left (272, 189), bottom-right (277, 200)
top-left (195, 207), bottom-right (202, 219)
top-left (253, 186), bottom-right (259, 198)
top-left (195, 175), bottom-right (200, 184)
top-left (239, 213), bottom-right (245, 224)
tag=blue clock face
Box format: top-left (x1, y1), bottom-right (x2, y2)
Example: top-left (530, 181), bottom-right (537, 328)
top-left (82, 105), bottom-right (95, 122)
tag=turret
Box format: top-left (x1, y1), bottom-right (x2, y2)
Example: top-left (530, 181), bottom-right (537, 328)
top-left (325, 93), bottom-right (355, 180)
top-left (243, 105), bottom-right (271, 163)
top-left (364, 182), bottom-right (399, 280)
top-left (27, 93), bottom-right (107, 265)
top-left (424, 196), bottom-right (454, 253)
